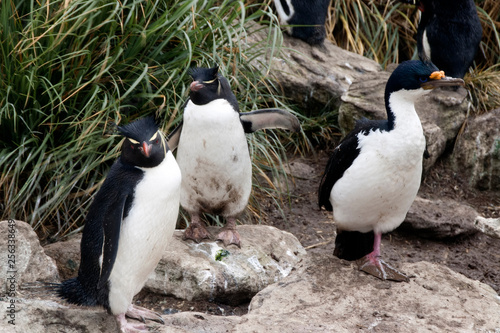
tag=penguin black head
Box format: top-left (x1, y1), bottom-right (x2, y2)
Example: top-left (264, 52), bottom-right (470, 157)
top-left (118, 116), bottom-right (167, 168)
top-left (188, 66), bottom-right (238, 109)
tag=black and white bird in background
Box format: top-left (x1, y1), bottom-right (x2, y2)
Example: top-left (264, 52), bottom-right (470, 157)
top-left (401, 0), bottom-right (482, 79)
top-left (168, 66), bottom-right (301, 248)
top-left (58, 117), bottom-right (181, 332)
top-left (318, 60), bottom-right (464, 281)
top-left (273, 0), bottom-right (331, 45)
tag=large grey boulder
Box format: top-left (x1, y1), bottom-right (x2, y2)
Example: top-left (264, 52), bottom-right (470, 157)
top-left (145, 225), bottom-right (307, 305)
top-left (245, 23), bottom-right (381, 115)
top-left (237, 256), bottom-right (500, 333)
top-left (44, 235), bottom-right (81, 280)
top-left (44, 225), bottom-right (308, 305)
top-left (450, 108), bottom-right (500, 190)
top-left (0, 220), bottom-right (59, 296)
top-left (401, 197), bottom-right (479, 239)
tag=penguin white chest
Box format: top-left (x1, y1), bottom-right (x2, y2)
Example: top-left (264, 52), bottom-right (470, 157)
top-left (331, 98), bottom-right (426, 234)
top-left (107, 152), bottom-right (181, 314)
top-left (176, 99), bottom-right (252, 217)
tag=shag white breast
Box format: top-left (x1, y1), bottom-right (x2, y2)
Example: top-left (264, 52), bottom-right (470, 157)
top-left (107, 151), bottom-right (181, 315)
top-left (176, 99), bottom-right (252, 217)
top-left (331, 91), bottom-right (426, 234)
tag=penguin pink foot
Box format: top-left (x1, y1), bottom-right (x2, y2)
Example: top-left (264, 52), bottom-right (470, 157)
top-left (216, 217), bottom-right (241, 247)
top-left (125, 304), bottom-right (164, 324)
top-left (116, 313), bottom-right (148, 333)
top-left (183, 214), bottom-right (211, 243)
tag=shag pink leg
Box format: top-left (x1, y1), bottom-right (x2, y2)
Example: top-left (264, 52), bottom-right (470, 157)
top-left (183, 213), bottom-right (211, 243)
top-left (216, 217), bottom-right (241, 248)
top-left (356, 233), bottom-right (409, 282)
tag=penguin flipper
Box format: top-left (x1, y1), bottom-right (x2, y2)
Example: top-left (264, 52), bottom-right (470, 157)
top-left (167, 121), bottom-right (183, 152)
top-left (97, 193), bottom-right (129, 289)
top-left (240, 109), bottom-right (301, 133)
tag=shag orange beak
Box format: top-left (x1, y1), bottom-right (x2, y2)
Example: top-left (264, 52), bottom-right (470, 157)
top-left (421, 71), bottom-right (465, 90)
top-left (429, 71), bottom-right (445, 80)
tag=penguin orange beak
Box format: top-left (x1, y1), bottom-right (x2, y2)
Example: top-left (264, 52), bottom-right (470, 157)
top-left (140, 142), bottom-right (152, 157)
top-left (190, 81), bottom-right (204, 92)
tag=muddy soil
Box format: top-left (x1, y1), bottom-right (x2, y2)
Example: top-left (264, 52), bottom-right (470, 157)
top-left (136, 149), bottom-right (500, 317)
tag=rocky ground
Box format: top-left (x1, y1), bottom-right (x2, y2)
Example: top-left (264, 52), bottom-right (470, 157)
top-left (4, 148), bottom-right (499, 333)
top-left (133, 147), bottom-right (500, 318)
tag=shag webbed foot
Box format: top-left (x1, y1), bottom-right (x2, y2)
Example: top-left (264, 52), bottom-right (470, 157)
top-left (356, 255), bottom-right (409, 282)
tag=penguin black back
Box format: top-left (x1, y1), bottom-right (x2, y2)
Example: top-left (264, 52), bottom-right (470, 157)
top-left (188, 66), bottom-right (239, 111)
top-left (273, 0), bottom-right (330, 45)
top-left (415, 0), bottom-right (482, 78)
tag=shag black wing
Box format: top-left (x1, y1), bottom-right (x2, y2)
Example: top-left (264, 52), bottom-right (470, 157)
top-left (318, 118), bottom-right (388, 211)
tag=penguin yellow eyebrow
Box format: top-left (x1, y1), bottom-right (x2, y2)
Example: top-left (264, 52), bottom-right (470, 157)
top-left (203, 78), bottom-right (217, 84)
top-left (430, 71), bottom-right (445, 80)
top-left (128, 138), bottom-right (140, 144)
top-left (149, 132), bottom-right (158, 142)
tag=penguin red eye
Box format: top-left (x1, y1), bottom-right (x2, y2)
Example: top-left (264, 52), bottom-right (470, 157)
top-left (130, 144), bottom-right (134, 149)
top-left (155, 139), bottom-right (159, 144)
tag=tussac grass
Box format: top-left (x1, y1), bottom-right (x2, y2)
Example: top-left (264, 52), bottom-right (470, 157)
top-left (1, 0), bottom-right (499, 239)
top-left (325, 0), bottom-right (500, 114)
top-left (0, 0), bottom-right (292, 239)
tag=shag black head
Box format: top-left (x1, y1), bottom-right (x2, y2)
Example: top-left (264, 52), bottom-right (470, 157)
top-left (118, 116), bottom-right (167, 168)
top-left (383, 60), bottom-right (465, 130)
top-left (188, 66), bottom-right (239, 110)
top-left (385, 60), bottom-right (465, 103)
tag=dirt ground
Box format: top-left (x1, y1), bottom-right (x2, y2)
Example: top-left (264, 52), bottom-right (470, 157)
top-left (137, 148), bottom-right (500, 317)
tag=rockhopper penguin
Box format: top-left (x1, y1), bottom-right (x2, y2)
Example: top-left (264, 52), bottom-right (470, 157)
top-left (402, 0), bottom-right (482, 79)
top-left (58, 116), bottom-right (181, 332)
top-left (168, 66), bottom-right (301, 247)
top-left (318, 60), bottom-right (464, 281)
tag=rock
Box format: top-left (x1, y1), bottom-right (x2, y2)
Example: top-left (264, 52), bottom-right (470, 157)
top-left (450, 108), bottom-right (500, 190)
top-left (43, 225), bottom-right (307, 305)
top-left (145, 225), bottom-right (307, 305)
top-left (44, 235), bottom-right (81, 280)
top-left (401, 197), bottom-right (479, 239)
top-left (238, 255), bottom-right (500, 333)
top-left (245, 22), bottom-right (381, 115)
top-left (6, 253), bottom-right (500, 333)
top-left (474, 216), bottom-right (500, 239)
top-left (338, 70), bottom-right (390, 136)
top-left (421, 122), bottom-right (446, 172)
top-left (0, 298), bottom-right (119, 333)
top-left (0, 220), bottom-right (60, 296)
